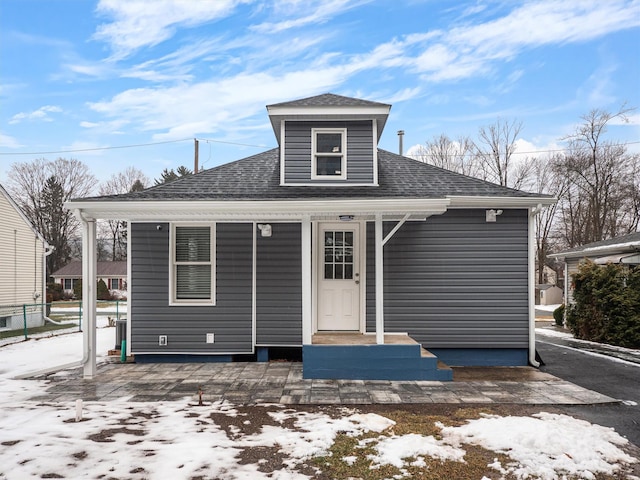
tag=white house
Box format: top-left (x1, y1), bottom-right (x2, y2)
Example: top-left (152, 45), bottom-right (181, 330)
top-left (0, 183), bottom-right (53, 331)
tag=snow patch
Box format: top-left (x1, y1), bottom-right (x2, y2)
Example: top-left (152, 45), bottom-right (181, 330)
top-left (441, 412), bottom-right (636, 479)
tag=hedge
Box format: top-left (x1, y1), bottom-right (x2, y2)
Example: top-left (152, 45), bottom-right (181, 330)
top-left (566, 260), bottom-right (640, 349)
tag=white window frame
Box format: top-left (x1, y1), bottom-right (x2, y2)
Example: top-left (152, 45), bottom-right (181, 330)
top-left (170, 223), bottom-right (216, 306)
top-left (311, 128), bottom-right (347, 180)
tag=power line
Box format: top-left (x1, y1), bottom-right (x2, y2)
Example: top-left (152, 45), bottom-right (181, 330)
top-left (0, 138), bottom-right (193, 156)
top-left (196, 137), bottom-right (273, 149)
top-left (1, 135), bottom-right (636, 158)
top-left (411, 140), bottom-right (640, 159)
top-left (0, 136), bottom-right (273, 157)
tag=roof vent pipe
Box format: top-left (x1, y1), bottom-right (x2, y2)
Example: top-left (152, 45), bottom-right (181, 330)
top-left (397, 130), bottom-right (404, 156)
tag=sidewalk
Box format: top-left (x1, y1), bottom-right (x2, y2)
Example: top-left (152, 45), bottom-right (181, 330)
top-left (29, 361), bottom-right (617, 406)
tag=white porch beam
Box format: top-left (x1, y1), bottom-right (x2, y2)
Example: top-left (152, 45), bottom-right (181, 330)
top-left (375, 214), bottom-right (384, 345)
top-left (301, 215), bottom-right (312, 345)
top-left (81, 216), bottom-right (97, 378)
top-left (382, 213), bottom-right (410, 246)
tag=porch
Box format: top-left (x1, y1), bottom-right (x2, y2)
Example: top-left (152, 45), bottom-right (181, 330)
top-left (305, 332), bottom-right (453, 381)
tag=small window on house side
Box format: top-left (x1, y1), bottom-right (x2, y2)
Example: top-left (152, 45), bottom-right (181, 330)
top-left (109, 278), bottom-right (120, 290)
top-left (171, 224), bottom-right (215, 305)
top-left (312, 128), bottom-right (347, 179)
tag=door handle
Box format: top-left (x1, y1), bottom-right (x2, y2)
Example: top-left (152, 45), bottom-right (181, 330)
top-left (355, 280), bottom-right (360, 285)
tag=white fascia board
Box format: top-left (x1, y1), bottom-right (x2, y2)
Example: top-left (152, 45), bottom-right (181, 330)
top-left (65, 198), bottom-right (450, 222)
top-left (551, 242), bottom-right (640, 259)
top-left (447, 195), bottom-right (556, 208)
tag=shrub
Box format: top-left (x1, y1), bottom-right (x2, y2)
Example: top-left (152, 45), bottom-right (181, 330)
top-left (47, 282), bottom-right (63, 301)
top-left (74, 281), bottom-right (82, 300)
top-left (553, 304), bottom-right (565, 327)
top-left (566, 261), bottom-right (640, 348)
top-left (97, 279), bottom-right (111, 300)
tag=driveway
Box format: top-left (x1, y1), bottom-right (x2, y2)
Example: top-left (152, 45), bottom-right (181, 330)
top-left (537, 331), bottom-right (640, 446)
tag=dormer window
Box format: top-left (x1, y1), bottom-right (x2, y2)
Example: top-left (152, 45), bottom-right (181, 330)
top-left (312, 128), bottom-right (346, 179)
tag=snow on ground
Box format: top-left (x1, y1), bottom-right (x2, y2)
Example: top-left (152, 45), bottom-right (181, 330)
top-left (536, 303), bottom-right (562, 313)
top-left (0, 320), bottom-right (637, 479)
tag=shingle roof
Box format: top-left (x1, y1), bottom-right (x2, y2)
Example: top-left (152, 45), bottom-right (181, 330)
top-left (79, 149), bottom-right (546, 203)
top-left (51, 261), bottom-right (127, 277)
top-left (553, 231), bottom-right (640, 257)
top-left (267, 93), bottom-right (390, 109)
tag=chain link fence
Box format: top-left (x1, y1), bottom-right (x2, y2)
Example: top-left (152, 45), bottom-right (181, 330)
top-left (0, 301), bottom-right (126, 344)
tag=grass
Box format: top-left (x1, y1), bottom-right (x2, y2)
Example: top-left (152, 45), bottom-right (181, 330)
top-left (0, 322), bottom-right (77, 340)
top-left (308, 406), bottom-right (635, 480)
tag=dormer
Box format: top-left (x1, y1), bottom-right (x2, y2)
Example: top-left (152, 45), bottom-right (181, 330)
top-left (267, 93), bottom-right (391, 186)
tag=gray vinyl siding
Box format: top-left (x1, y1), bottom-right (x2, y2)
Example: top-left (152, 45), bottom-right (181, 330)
top-left (256, 223), bottom-right (302, 345)
top-left (366, 209), bottom-right (529, 348)
top-left (130, 222), bottom-right (253, 353)
top-left (283, 120), bottom-right (374, 184)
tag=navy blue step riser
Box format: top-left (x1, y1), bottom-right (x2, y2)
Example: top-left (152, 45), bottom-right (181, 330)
top-left (303, 345), bottom-right (453, 381)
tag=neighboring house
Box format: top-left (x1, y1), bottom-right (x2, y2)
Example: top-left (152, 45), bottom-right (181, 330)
top-left (550, 231), bottom-right (640, 305)
top-left (67, 93), bottom-right (554, 380)
top-left (535, 284), bottom-right (563, 306)
top-left (0, 183), bottom-right (52, 330)
top-left (535, 264), bottom-right (558, 286)
top-left (51, 261), bottom-right (127, 296)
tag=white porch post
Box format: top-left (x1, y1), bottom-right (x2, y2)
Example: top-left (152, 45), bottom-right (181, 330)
top-left (82, 216), bottom-right (97, 378)
top-left (528, 207), bottom-right (540, 367)
top-left (301, 215), bottom-right (312, 345)
top-left (375, 214), bottom-right (384, 345)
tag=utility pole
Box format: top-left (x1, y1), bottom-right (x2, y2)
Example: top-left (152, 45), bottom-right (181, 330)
top-left (194, 138), bottom-right (199, 173)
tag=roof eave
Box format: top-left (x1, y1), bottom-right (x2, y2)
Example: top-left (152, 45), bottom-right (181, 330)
top-left (550, 242), bottom-right (640, 259)
top-left (65, 197), bottom-right (452, 222)
top-left (267, 105), bottom-right (391, 143)
top-left (447, 195), bottom-right (557, 209)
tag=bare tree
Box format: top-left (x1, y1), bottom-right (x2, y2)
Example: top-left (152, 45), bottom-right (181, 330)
top-left (532, 154), bottom-right (569, 285)
top-left (98, 167), bottom-right (150, 261)
top-left (475, 118), bottom-right (528, 188)
top-left (414, 134), bottom-right (481, 177)
top-left (7, 158), bottom-right (96, 277)
top-left (556, 105), bottom-right (636, 246)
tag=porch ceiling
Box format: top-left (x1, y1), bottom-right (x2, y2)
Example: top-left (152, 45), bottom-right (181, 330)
top-left (65, 198), bottom-right (451, 222)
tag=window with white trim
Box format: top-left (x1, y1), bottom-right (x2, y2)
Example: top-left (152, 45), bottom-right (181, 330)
top-left (312, 128), bottom-right (347, 179)
top-left (171, 224), bottom-right (215, 304)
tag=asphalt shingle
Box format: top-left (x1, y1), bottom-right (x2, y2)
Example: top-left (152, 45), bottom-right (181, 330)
top-left (79, 149), bottom-right (546, 202)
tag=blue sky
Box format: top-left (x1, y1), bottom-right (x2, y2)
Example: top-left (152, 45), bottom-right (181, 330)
top-left (1, 0), bottom-right (639, 188)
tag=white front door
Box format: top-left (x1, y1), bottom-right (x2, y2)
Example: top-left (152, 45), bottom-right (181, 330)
top-left (317, 223), bottom-right (360, 331)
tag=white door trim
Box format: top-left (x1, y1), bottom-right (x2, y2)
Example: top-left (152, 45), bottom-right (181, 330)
top-left (314, 221), bottom-right (365, 332)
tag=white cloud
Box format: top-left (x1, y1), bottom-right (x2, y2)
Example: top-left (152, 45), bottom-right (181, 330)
top-left (610, 113), bottom-right (640, 126)
top-left (93, 0), bottom-right (249, 58)
top-left (0, 132), bottom-right (22, 148)
top-left (9, 105), bottom-right (62, 124)
top-left (251, 0), bottom-right (369, 33)
top-left (88, 66), bottom-right (356, 140)
top-left (385, 0), bottom-right (640, 83)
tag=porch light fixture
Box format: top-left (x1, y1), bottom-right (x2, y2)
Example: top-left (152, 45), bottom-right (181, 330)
top-left (485, 209), bottom-right (503, 222)
top-left (339, 215), bottom-right (355, 222)
top-left (257, 224), bottom-right (272, 237)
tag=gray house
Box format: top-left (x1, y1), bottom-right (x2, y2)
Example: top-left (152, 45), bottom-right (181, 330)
top-left (67, 93), bottom-right (554, 380)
